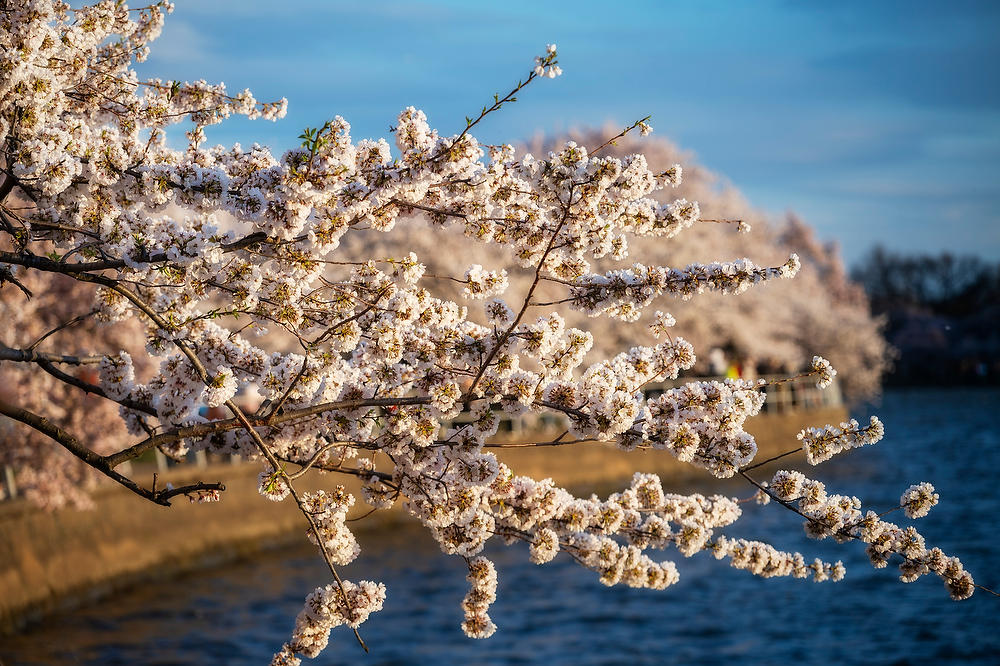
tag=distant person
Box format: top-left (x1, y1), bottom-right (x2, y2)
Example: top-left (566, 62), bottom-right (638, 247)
top-left (708, 348), bottom-right (728, 377)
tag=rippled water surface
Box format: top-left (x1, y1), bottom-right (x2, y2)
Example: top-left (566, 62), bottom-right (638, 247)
top-left (3, 388), bottom-right (1000, 665)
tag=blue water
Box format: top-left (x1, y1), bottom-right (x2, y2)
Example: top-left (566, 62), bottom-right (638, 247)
top-left (3, 388), bottom-right (999, 665)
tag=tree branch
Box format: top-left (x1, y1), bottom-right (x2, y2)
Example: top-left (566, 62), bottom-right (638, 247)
top-left (0, 344), bottom-right (157, 416)
top-left (0, 344), bottom-right (105, 364)
top-left (0, 398), bottom-right (222, 506)
top-left (0, 174), bottom-right (15, 203)
top-left (0, 232), bottom-right (273, 274)
top-left (36, 358), bottom-right (158, 416)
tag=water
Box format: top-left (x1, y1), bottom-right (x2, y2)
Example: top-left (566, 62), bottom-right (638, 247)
top-left (3, 388), bottom-right (1000, 665)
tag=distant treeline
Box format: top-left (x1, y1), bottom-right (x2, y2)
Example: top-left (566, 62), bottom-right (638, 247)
top-left (852, 248), bottom-right (1000, 386)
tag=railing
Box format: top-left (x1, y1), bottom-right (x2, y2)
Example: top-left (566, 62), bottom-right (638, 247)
top-left (454, 374), bottom-right (843, 436)
top-left (649, 374), bottom-right (843, 414)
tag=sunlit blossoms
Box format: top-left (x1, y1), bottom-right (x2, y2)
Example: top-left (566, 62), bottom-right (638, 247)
top-left (810, 355), bottom-right (837, 389)
top-left (900, 482), bottom-right (939, 519)
top-left (765, 470), bottom-right (971, 599)
top-left (277, 579), bottom-right (387, 661)
top-left (461, 556), bottom-right (499, 638)
top-left (0, 1), bottom-right (980, 662)
top-left (302, 487), bottom-right (361, 565)
top-left (798, 415), bottom-right (885, 465)
top-left (533, 43), bottom-right (562, 78)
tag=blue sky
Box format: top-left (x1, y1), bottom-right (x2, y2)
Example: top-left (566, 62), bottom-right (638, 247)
top-left (140, 1), bottom-right (1000, 265)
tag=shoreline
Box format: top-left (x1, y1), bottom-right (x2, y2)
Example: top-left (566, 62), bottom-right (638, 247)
top-left (0, 406), bottom-right (844, 635)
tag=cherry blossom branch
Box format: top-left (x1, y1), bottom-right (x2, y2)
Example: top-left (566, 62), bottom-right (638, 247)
top-left (2, 11), bottom-right (982, 656)
top-left (738, 469), bottom-right (999, 597)
top-left (0, 345), bottom-right (105, 364)
top-left (0, 344), bottom-right (157, 415)
top-left (588, 115), bottom-right (652, 156)
top-left (81, 273), bottom-right (371, 652)
top-left (449, 47), bottom-right (558, 147)
top-left (465, 195), bottom-right (573, 398)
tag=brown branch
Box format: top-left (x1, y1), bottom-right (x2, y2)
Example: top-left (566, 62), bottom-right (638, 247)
top-left (105, 422), bottom-right (223, 468)
top-left (346, 505), bottom-right (382, 523)
top-left (0, 168), bottom-right (35, 203)
top-left (26, 311), bottom-right (97, 350)
top-left (0, 344), bottom-right (105, 364)
top-left (740, 446), bottom-right (801, 473)
top-left (0, 398), bottom-right (222, 506)
top-left (0, 264), bottom-right (32, 297)
top-left (35, 358), bottom-right (157, 416)
top-left (156, 480), bottom-right (230, 503)
top-left (0, 232), bottom-right (273, 274)
top-left (0, 174), bottom-right (15, 202)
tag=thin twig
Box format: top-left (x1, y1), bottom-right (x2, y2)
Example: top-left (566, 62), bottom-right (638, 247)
top-left (26, 311), bottom-right (98, 351)
top-left (740, 446), bottom-right (801, 473)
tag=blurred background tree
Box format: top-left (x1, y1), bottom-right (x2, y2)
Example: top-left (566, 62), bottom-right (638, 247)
top-left (853, 248), bottom-right (1000, 386)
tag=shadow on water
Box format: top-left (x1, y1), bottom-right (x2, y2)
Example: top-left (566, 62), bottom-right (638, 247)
top-left (3, 388), bottom-right (999, 665)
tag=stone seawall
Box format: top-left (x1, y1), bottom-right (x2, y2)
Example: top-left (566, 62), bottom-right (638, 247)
top-left (0, 406), bottom-right (844, 635)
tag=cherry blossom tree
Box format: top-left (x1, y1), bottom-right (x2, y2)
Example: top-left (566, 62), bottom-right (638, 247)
top-left (0, 2), bottom-right (983, 663)
top-left (346, 129), bottom-right (890, 402)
